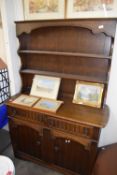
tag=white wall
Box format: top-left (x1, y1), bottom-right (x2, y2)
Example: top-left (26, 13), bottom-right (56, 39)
top-left (0, 11), bottom-right (6, 63)
top-left (1, 0), bottom-right (117, 146)
top-left (99, 26), bottom-right (117, 146)
top-left (0, 27), bottom-right (6, 63)
top-left (12, 0), bottom-right (24, 21)
top-left (0, 0), bottom-right (24, 95)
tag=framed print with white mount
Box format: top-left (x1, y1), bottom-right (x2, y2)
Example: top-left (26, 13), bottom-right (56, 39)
top-left (33, 98), bottom-right (63, 113)
top-left (12, 94), bottom-right (39, 107)
top-left (66, 0), bottom-right (117, 18)
top-left (24, 0), bottom-right (65, 20)
top-left (30, 75), bottom-right (61, 100)
top-left (73, 81), bottom-right (104, 108)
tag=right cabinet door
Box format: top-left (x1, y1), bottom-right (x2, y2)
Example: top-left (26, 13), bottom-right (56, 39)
top-left (53, 134), bottom-right (92, 175)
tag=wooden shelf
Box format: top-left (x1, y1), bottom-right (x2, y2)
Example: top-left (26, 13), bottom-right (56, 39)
top-left (18, 50), bottom-right (111, 59)
top-left (20, 69), bottom-right (107, 84)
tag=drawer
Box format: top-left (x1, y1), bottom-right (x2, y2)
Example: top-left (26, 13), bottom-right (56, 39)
top-left (46, 116), bottom-right (94, 139)
top-left (8, 107), bottom-right (98, 140)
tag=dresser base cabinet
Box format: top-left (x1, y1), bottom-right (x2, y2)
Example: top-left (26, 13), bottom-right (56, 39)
top-left (7, 19), bottom-right (117, 175)
top-left (9, 116), bottom-right (98, 175)
top-left (7, 104), bottom-right (107, 175)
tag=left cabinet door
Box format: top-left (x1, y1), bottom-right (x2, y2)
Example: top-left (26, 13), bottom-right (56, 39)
top-left (9, 118), bottom-right (42, 159)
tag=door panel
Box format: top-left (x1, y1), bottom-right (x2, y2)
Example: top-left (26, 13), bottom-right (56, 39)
top-left (9, 119), bottom-right (42, 159)
top-left (9, 118), bottom-right (94, 175)
top-left (53, 136), bottom-right (90, 175)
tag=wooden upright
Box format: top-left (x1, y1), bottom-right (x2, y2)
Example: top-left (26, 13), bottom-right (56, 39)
top-left (6, 19), bottom-right (116, 175)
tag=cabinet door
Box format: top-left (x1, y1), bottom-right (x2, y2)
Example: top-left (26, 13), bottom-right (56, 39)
top-left (9, 118), bottom-right (42, 159)
top-left (53, 133), bottom-right (90, 175)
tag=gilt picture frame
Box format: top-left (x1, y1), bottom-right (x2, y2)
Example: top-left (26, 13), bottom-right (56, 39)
top-left (73, 81), bottom-right (104, 108)
top-left (24, 0), bottom-right (65, 20)
top-left (66, 0), bottom-right (117, 18)
top-left (30, 75), bottom-right (61, 100)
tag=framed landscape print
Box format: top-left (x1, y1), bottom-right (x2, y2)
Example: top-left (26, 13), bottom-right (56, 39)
top-left (66, 0), bottom-right (117, 18)
top-left (73, 81), bottom-right (104, 108)
top-left (30, 75), bottom-right (61, 100)
top-left (12, 94), bottom-right (39, 107)
top-left (33, 98), bottom-right (63, 113)
top-left (24, 0), bottom-right (65, 20)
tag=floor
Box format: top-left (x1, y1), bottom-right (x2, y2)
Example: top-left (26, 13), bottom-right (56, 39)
top-left (0, 129), bottom-right (63, 175)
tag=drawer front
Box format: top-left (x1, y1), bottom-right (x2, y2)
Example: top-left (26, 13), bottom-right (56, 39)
top-left (8, 107), bottom-right (98, 140)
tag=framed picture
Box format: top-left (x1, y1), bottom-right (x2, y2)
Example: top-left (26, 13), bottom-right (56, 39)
top-left (12, 94), bottom-right (39, 107)
top-left (24, 0), bottom-right (65, 20)
top-left (73, 81), bottom-right (104, 108)
top-left (33, 98), bottom-right (63, 113)
top-left (66, 0), bottom-right (117, 18)
top-left (30, 75), bottom-right (61, 100)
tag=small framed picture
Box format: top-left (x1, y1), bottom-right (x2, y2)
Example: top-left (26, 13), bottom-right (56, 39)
top-left (12, 94), bottom-right (39, 107)
top-left (24, 0), bottom-right (65, 20)
top-left (66, 0), bottom-right (117, 18)
top-left (30, 75), bottom-right (61, 100)
top-left (73, 81), bottom-right (104, 108)
top-left (33, 98), bottom-right (63, 113)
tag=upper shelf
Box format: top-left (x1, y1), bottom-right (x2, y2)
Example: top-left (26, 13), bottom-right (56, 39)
top-left (18, 50), bottom-right (111, 59)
